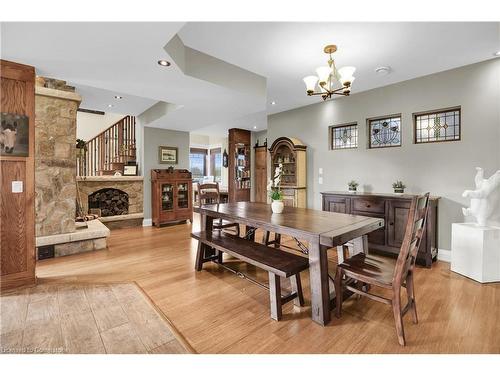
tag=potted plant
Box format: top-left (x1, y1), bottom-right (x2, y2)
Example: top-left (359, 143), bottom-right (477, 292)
top-left (76, 138), bottom-right (87, 156)
top-left (348, 180), bottom-right (359, 193)
top-left (392, 180), bottom-right (406, 194)
top-left (268, 163), bottom-right (284, 214)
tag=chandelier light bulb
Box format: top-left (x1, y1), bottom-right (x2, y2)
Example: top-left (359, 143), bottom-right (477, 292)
top-left (303, 76), bottom-right (319, 93)
top-left (316, 66), bottom-right (332, 85)
top-left (338, 66), bottom-right (356, 86)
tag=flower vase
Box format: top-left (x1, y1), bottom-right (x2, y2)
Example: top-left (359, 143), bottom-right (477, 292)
top-left (271, 199), bottom-right (284, 214)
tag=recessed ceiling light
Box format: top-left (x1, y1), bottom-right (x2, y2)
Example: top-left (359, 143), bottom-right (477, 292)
top-left (253, 126), bottom-right (257, 129)
top-left (108, 104), bottom-right (114, 108)
top-left (271, 101), bottom-right (276, 105)
top-left (158, 60), bottom-right (171, 67)
top-left (495, 51), bottom-right (500, 56)
top-left (114, 95), bottom-right (123, 99)
top-left (375, 66), bottom-right (391, 76)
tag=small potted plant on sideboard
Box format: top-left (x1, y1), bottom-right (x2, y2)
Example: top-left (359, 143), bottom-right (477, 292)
top-left (348, 180), bottom-right (359, 193)
top-left (392, 180), bottom-right (406, 194)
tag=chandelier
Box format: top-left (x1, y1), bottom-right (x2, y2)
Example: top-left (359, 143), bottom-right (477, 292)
top-left (303, 44), bottom-right (356, 100)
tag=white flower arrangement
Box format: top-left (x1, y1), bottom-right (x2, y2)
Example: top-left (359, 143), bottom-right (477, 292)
top-left (268, 163), bottom-right (283, 201)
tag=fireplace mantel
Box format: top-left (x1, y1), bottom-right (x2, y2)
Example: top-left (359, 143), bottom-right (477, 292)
top-left (77, 176), bottom-right (143, 182)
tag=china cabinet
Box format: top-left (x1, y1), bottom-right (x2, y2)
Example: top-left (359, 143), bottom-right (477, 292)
top-left (268, 137), bottom-right (307, 208)
top-left (151, 169), bottom-right (193, 227)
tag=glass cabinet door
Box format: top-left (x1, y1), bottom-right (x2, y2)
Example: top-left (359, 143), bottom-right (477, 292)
top-left (177, 182), bottom-right (189, 209)
top-left (161, 183), bottom-right (174, 211)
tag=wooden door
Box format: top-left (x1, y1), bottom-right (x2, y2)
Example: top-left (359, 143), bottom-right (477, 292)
top-left (387, 199), bottom-right (411, 248)
top-left (254, 146), bottom-right (267, 203)
top-left (0, 60), bottom-right (36, 290)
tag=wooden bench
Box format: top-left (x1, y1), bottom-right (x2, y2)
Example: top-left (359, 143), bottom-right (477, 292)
top-left (191, 231), bottom-right (309, 321)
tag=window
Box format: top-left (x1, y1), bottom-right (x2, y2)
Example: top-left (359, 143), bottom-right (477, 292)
top-left (209, 147), bottom-right (222, 183)
top-left (189, 148), bottom-right (207, 182)
top-left (414, 107), bottom-right (461, 144)
top-left (329, 123), bottom-right (358, 150)
top-left (368, 114), bottom-right (402, 148)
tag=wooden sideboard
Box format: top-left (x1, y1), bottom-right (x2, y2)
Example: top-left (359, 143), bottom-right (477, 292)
top-left (321, 191), bottom-right (439, 267)
top-left (151, 169), bottom-right (193, 227)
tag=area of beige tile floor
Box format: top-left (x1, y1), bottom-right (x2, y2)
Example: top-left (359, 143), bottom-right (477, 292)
top-left (0, 282), bottom-right (192, 354)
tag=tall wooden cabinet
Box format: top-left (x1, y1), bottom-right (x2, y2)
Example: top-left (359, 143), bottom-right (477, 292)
top-left (0, 60), bottom-right (36, 290)
top-left (321, 191), bottom-right (439, 267)
top-left (228, 128), bottom-right (251, 203)
top-left (151, 169), bottom-right (193, 227)
top-left (269, 137), bottom-right (307, 208)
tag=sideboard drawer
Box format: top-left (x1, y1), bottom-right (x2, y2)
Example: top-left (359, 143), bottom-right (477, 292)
top-left (351, 197), bottom-right (385, 214)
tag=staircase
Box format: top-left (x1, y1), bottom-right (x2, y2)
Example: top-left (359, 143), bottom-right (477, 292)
top-left (77, 115), bottom-right (136, 177)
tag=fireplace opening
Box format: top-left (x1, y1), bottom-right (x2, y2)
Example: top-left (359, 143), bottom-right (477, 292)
top-left (88, 188), bottom-right (129, 217)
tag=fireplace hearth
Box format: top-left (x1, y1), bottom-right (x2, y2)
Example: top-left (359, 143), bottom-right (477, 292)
top-left (88, 188), bottom-right (129, 217)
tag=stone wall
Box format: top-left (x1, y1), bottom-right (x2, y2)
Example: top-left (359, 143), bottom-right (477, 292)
top-left (35, 87), bottom-right (81, 236)
top-left (76, 176), bottom-right (144, 215)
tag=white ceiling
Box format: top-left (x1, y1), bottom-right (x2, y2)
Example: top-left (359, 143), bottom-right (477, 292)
top-left (179, 22), bottom-right (500, 115)
top-left (0, 22), bottom-right (266, 135)
top-left (75, 84), bottom-right (157, 115)
top-left (1, 22), bottom-right (498, 136)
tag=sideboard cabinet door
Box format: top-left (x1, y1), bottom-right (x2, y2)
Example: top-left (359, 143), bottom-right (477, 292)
top-left (387, 199), bottom-right (411, 249)
top-left (322, 196), bottom-right (351, 214)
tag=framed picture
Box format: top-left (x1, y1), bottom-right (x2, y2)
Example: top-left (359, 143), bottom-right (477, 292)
top-left (159, 146), bottom-right (178, 164)
top-left (123, 164), bottom-right (138, 176)
top-left (1, 113), bottom-right (29, 156)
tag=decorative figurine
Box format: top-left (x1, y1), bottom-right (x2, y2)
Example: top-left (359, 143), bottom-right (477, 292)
top-left (462, 167), bottom-right (500, 227)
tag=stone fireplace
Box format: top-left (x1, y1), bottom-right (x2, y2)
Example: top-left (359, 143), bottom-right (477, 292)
top-left (77, 176), bottom-right (143, 229)
top-left (89, 188), bottom-right (129, 217)
top-left (34, 84), bottom-right (110, 258)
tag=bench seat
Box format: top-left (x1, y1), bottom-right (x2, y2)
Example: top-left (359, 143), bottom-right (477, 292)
top-left (191, 231), bottom-right (308, 278)
top-left (191, 230), bottom-right (309, 320)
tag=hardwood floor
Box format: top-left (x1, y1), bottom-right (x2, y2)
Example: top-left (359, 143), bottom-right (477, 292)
top-left (0, 283), bottom-right (191, 354)
top-left (33, 216), bottom-right (500, 353)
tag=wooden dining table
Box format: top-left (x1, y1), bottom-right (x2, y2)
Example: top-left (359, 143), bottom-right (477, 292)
top-left (195, 202), bottom-right (384, 326)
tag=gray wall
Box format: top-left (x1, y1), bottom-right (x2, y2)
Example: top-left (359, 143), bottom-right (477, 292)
top-left (143, 127), bottom-right (190, 221)
top-left (267, 59), bottom-right (500, 250)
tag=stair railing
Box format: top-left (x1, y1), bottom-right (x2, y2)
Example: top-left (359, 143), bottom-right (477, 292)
top-left (77, 115), bottom-right (136, 177)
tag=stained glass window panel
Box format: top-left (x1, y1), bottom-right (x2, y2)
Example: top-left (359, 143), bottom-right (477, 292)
top-left (414, 107), bottom-right (460, 143)
top-left (368, 115), bottom-right (402, 148)
top-left (330, 123), bottom-right (358, 150)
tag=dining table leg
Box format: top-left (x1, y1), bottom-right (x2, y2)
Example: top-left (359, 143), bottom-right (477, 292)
top-left (308, 238), bottom-right (331, 326)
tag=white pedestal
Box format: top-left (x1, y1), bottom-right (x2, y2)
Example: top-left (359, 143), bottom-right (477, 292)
top-left (451, 223), bottom-right (500, 283)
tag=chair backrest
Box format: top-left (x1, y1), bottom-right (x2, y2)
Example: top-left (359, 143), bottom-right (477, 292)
top-left (197, 182), bottom-right (220, 206)
top-left (393, 192), bottom-right (430, 286)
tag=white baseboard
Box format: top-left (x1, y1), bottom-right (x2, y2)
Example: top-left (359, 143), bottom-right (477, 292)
top-left (142, 218), bottom-right (152, 227)
top-left (438, 248), bottom-right (451, 263)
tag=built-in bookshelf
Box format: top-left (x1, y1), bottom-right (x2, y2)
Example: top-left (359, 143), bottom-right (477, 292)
top-left (228, 128), bottom-right (251, 202)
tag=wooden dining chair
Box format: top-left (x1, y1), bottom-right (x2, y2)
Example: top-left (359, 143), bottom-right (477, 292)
top-left (334, 193), bottom-right (430, 346)
top-left (197, 182), bottom-right (240, 236)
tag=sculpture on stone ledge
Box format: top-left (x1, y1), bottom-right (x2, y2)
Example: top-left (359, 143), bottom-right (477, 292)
top-left (462, 167), bottom-right (500, 227)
